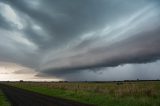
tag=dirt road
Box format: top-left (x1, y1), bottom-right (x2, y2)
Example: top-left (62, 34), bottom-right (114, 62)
top-left (0, 84), bottom-right (94, 106)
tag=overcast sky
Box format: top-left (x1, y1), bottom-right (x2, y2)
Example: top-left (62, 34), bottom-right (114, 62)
top-left (0, 0), bottom-right (160, 81)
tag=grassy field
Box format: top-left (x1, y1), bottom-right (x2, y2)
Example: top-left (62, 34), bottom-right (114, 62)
top-left (0, 90), bottom-right (11, 106)
top-left (5, 81), bottom-right (160, 106)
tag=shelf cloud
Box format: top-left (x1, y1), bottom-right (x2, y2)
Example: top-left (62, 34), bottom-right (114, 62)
top-left (0, 0), bottom-right (160, 80)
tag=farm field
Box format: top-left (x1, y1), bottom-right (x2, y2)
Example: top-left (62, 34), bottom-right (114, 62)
top-left (0, 89), bottom-right (10, 106)
top-left (5, 81), bottom-right (160, 106)
top-left (0, 84), bottom-right (91, 106)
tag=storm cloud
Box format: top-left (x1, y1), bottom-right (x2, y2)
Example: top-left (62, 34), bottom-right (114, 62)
top-left (0, 0), bottom-right (160, 80)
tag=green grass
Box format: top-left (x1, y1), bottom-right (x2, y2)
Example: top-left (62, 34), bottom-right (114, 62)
top-left (0, 90), bottom-right (11, 106)
top-left (6, 81), bottom-right (160, 106)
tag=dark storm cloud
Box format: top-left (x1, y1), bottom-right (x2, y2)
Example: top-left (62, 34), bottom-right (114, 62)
top-left (0, 0), bottom-right (160, 80)
top-left (0, 16), bottom-right (11, 30)
top-left (36, 61), bottom-right (160, 81)
top-left (40, 27), bottom-right (160, 76)
top-left (4, 0), bottom-right (152, 48)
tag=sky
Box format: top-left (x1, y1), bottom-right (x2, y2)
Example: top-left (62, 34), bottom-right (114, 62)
top-left (0, 0), bottom-right (160, 81)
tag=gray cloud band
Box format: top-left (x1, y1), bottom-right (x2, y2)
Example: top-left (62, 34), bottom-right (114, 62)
top-left (41, 28), bottom-right (160, 75)
top-left (0, 0), bottom-right (160, 80)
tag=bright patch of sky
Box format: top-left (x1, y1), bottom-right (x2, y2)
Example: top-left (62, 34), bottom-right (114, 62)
top-left (0, 3), bottom-right (24, 30)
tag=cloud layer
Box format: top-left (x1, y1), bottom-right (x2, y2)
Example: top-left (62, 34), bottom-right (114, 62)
top-left (0, 0), bottom-right (160, 80)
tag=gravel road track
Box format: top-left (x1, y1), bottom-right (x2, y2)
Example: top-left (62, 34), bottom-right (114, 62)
top-left (0, 84), bottom-right (94, 106)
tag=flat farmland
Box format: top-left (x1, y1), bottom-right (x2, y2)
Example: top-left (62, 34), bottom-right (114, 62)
top-left (4, 81), bottom-right (160, 106)
top-left (0, 84), bottom-right (92, 106)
